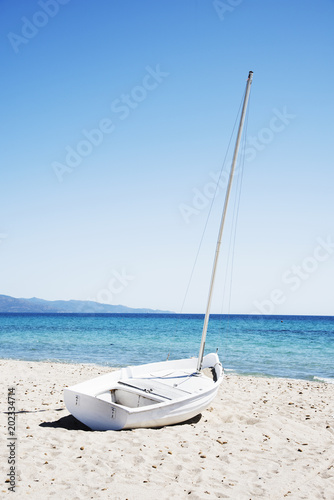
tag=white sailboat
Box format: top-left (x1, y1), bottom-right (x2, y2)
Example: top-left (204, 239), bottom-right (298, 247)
top-left (64, 71), bottom-right (253, 431)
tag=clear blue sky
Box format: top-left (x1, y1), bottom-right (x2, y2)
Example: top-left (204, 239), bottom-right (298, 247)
top-left (1, 0), bottom-right (333, 315)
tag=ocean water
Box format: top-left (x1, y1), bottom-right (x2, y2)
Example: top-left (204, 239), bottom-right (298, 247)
top-left (0, 313), bottom-right (333, 382)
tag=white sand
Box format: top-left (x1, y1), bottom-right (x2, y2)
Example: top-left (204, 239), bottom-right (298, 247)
top-left (1, 359), bottom-right (333, 499)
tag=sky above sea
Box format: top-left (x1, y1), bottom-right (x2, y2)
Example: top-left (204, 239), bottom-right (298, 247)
top-left (1, 0), bottom-right (333, 315)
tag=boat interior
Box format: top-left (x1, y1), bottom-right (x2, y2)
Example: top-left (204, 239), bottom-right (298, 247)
top-left (95, 368), bottom-right (217, 409)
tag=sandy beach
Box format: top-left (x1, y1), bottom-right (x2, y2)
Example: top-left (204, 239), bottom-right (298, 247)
top-left (1, 360), bottom-right (333, 499)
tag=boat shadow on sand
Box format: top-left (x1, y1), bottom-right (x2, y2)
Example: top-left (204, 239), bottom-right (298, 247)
top-left (39, 411), bottom-right (202, 431)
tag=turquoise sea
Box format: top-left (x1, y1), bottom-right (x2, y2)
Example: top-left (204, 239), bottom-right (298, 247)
top-left (0, 313), bottom-right (333, 382)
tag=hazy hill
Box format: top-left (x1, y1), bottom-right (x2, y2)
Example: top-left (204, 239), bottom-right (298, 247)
top-left (0, 295), bottom-right (171, 314)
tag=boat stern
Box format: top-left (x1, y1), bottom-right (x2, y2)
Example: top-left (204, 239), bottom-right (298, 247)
top-left (64, 386), bottom-right (129, 431)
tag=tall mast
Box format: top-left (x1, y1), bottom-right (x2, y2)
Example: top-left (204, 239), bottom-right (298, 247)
top-left (197, 70), bottom-right (253, 371)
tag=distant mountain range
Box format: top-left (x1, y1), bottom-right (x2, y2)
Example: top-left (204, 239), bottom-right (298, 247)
top-left (0, 294), bottom-right (172, 314)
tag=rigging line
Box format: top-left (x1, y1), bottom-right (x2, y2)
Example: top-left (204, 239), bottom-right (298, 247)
top-left (178, 89), bottom-right (246, 316)
top-left (226, 101), bottom-right (250, 310)
top-left (170, 85), bottom-right (247, 361)
top-left (227, 93), bottom-right (251, 314)
top-left (220, 122), bottom-right (247, 305)
top-left (220, 88), bottom-right (252, 362)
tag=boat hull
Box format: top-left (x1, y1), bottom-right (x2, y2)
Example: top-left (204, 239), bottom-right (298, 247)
top-left (64, 353), bottom-right (223, 431)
